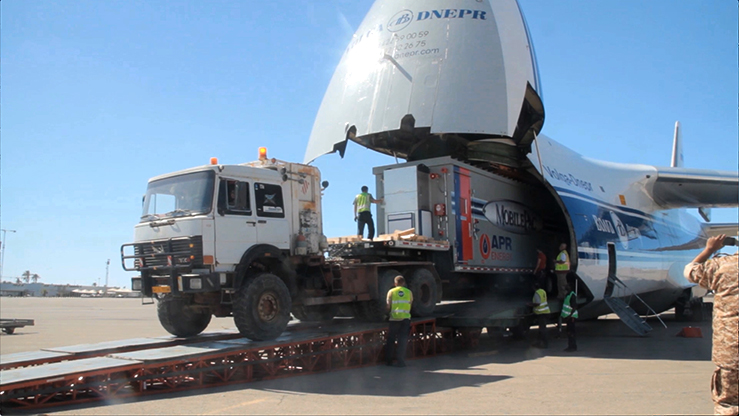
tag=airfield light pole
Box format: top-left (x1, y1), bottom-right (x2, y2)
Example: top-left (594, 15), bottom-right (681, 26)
top-left (0, 229), bottom-right (17, 280)
top-left (105, 259), bottom-right (110, 294)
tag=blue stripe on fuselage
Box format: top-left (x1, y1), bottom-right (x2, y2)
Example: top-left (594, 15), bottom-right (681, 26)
top-left (553, 186), bottom-right (703, 262)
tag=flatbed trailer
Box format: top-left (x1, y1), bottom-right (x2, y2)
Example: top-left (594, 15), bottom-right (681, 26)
top-left (0, 319), bottom-right (35, 335)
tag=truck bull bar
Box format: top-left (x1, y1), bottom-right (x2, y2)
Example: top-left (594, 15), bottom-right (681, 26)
top-left (120, 236), bottom-right (218, 296)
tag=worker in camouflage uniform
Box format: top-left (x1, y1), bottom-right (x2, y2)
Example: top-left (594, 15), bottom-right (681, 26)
top-left (684, 234), bottom-right (738, 415)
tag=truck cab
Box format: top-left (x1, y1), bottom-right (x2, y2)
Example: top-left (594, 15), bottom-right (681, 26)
top-left (122, 150), bottom-right (328, 340)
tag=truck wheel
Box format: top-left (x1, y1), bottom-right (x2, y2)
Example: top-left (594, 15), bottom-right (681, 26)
top-left (3, 327), bottom-right (15, 335)
top-left (291, 304), bottom-right (337, 322)
top-left (408, 268), bottom-right (438, 317)
top-left (233, 273), bottom-right (292, 341)
top-left (157, 295), bottom-right (212, 337)
top-left (353, 268), bottom-right (398, 322)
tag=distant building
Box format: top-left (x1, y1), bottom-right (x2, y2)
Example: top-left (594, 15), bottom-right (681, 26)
top-left (0, 282), bottom-right (140, 298)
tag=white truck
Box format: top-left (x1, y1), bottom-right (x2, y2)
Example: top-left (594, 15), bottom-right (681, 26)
top-left (122, 149), bottom-right (568, 340)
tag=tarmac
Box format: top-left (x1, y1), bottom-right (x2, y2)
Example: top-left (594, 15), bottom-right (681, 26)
top-left (0, 297), bottom-right (716, 415)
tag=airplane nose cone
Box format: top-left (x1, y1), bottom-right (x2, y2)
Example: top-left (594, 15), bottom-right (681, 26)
top-left (305, 0), bottom-right (544, 165)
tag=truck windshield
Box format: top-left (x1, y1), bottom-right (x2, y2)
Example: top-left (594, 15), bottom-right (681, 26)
top-left (141, 171), bottom-right (215, 221)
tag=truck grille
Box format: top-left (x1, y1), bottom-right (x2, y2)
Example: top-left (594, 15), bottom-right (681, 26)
top-left (132, 236), bottom-right (203, 269)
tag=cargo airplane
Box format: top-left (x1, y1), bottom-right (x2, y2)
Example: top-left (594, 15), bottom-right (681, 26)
top-left (303, 0), bottom-right (738, 329)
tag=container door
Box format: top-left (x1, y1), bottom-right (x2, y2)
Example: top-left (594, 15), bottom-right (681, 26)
top-left (454, 167), bottom-right (474, 263)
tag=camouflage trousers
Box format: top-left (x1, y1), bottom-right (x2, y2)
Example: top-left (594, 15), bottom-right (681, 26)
top-left (712, 367), bottom-right (738, 415)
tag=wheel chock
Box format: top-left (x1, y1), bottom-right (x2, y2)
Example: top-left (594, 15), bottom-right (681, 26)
top-left (676, 326), bottom-right (703, 338)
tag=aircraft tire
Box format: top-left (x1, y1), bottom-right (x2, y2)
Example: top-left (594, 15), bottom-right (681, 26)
top-left (689, 298), bottom-right (705, 322)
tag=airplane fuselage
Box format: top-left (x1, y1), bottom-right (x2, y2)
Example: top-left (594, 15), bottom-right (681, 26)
top-left (531, 134), bottom-right (706, 317)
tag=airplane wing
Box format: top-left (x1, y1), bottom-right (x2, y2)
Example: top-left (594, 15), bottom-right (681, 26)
top-left (650, 167), bottom-right (739, 209)
top-left (702, 223), bottom-right (739, 237)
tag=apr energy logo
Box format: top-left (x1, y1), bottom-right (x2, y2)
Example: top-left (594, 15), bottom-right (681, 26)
top-left (482, 200), bottom-right (542, 235)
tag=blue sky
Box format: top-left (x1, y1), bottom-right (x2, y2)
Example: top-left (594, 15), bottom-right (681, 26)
top-left (2, 1), bottom-right (737, 287)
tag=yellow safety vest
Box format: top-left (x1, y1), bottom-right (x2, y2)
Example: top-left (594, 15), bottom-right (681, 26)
top-left (555, 250), bottom-right (570, 271)
top-left (561, 291), bottom-right (579, 319)
top-left (388, 286), bottom-right (413, 321)
top-left (355, 192), bottom-right (371, 212)
top-left (533, 289), bottom-right (550, 315)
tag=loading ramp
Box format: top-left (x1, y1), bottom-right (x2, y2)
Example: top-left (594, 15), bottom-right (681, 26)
top-left (0, 319), bottom-right (35, 335)
top-left (0, 318), bottom-right (481, 411)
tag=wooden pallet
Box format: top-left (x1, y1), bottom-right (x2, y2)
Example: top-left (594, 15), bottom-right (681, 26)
top-left (327, 228), bottom-right (443, 244)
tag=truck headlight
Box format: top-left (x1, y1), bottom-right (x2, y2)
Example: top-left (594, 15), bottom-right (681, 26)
top-left (190, 278), bottom-right (202, 290)
top-left (132, 278), bottom-right (142, 291)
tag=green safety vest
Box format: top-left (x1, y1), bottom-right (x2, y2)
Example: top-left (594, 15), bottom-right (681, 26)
top-left (533, 289), bottom-right (550, 315)
top-left (561, 291), bottom-right (579, 319)
top-left (388, 286), bottom-right (413, 321)
top-left (355, 192), bottom-right (371, 212)
top-left (555, 250), bottom-right (570, 271)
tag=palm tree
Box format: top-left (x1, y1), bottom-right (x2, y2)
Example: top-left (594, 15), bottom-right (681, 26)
top-left (31, 274), bottom-right (40, 283)
top-left (21, 270), bottom-right (31, 284)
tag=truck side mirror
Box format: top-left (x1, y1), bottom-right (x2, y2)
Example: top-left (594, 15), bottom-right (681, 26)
top-left (321, 180), bottom-right (329, 190)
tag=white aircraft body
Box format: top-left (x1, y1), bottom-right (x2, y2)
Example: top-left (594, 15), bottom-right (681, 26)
top-left (304, 0), bottom-right (738, 322)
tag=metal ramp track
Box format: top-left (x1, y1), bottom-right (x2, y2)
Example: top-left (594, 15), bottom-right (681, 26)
top-left (603, 296), bottom-right (652, 336)
top-left (0, 318), bottom-right (480, 411)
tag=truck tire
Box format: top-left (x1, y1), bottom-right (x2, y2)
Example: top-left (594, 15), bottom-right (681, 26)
top-left (291, 304), bottom-right (337, 322)
top-left (352, 268), bottom-right (398, 322)
top-left (157, 295), bottom-right (212, 337)
top-left (233, 272), bottom-right (292, 341)
top-left (408, 268), bottom-right (438, 317)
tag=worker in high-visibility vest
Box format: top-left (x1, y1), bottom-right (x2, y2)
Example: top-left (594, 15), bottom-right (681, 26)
top-left (353, 185), bottom-right (383, 240)
top-left (554, 243), bottom-right (570, 300)
top-left (385, 275), bottom-right (413, 367)
top-left (530, 279), bottom-right (550, 349)
top-left (561, 283), bottom-right (579, 352)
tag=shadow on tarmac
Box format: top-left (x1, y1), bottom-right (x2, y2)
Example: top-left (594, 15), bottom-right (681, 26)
top-left (533, 312), bottom-right (713, 362)
top-left (7, 312), bottom-right (712, 414)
